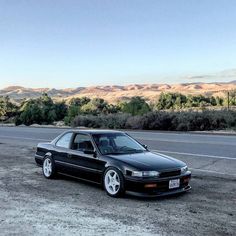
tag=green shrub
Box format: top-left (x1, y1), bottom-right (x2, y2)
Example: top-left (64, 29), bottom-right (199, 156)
top-left (73, 113), bottom-right (131, 129)
top-left (72, 109), bottom-right (236, 131)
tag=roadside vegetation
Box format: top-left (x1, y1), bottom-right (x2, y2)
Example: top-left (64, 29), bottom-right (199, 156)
top-left (0, 92), bottom-right (236, 131)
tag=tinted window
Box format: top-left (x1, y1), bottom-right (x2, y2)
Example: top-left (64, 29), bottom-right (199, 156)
top-left (92, 133), bottom-right (146, 155)
top-left (56, 132), bottom-right (73, 148)
top-left (72, 134), bottom-right (94, 152)
top-left (114, 135), bottom-right (139, 149)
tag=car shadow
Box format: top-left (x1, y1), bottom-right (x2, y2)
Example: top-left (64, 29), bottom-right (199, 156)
top-left (55, 173), bottom-right (191, 201)
top-left (124, 191), bottom-right (190, 201)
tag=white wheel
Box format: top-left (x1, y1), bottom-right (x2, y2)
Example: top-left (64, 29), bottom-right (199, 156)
top-left (104, 169), bottom-right (121, 195)
top-left (43, 158), bottom-right (52, 178)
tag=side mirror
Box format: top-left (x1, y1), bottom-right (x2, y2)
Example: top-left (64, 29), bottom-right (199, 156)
top-left (84, 150), bottom-right (97, 157)
top-left (142, 144), bottom-right (148, 150)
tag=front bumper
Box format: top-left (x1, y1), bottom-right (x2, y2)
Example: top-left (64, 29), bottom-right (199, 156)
top-left (125, 171), bottom-right (191, 197)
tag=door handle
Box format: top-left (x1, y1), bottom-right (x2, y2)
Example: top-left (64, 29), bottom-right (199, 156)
top-left (67, 153), bottom-right (72, 158)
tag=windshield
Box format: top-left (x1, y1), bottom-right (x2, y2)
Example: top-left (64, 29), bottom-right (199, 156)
top-left (92, 133), bottom-right (147, 155)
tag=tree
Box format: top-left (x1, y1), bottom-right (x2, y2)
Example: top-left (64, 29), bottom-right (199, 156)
top-left (121, 96), bottom-right (150, 115)
top-left (156, 93), bottom-right (187, 110)
top-left (64, 97), bottom-right (91, 125)
top-left (18, 100), bottom-right (43, 125)
top-left (54, 101), bottom-right (68, 121)
top-left (69, 97), bottom-right (91, 107)
top-left (209, 96), bottom-right (217, 106)
top-left (216, 96), bottom-right (224, 106)
top-left (156, 92), bottom-right (221, 110)
top-left (40, 93), bottom-right (56, 123)
top-left (16, 93), bottom-right (68, 125)
top-left (0, 97), bottom-right (6, 118)
top-left (80, 98), bottom-right (109, 115)
top-left (0, 96), bottom-right (18, 120)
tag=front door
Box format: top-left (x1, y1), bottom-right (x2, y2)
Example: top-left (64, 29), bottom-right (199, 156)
top-left (66, 133), bottom-right (103, 183)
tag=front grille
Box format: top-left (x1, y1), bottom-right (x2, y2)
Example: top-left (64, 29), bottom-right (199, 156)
top-left (159, 169), bottom-right (181, 178)
top-left (148, 179), bottom-right (184, 193)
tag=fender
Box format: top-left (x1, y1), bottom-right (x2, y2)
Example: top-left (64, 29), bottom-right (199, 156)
top-left (45, 152), bottom-right (52, 158)
top-left (104, 159), bottom-right (134, 177)
top-left (104, 162), bottom-right (123, 174)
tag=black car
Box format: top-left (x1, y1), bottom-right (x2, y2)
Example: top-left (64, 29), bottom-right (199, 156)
top-left (35, 130), bottom-right (191, 197)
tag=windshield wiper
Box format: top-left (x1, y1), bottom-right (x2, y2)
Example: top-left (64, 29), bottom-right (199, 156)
top-left (104, 149), bottom-right (145, 155)
top-left (103, 152), bottom-right (122, 155)
top-left (125, 149), bottom-right (144, 153)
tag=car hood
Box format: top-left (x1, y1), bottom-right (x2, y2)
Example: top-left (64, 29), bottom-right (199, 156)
top-left (108, 151), bottom-right (185, 171)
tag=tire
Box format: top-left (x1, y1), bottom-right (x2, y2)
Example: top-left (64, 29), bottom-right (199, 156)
top-left (42, 156), bottom-right (56, 179)
top-left (103, 167), bottom-right (125, 197)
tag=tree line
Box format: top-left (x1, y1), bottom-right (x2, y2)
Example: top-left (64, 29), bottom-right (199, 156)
top-left (0, 92), bottom-right (235, 131)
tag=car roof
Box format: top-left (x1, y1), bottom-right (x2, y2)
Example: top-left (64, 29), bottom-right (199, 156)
top-left (66, 129), bottom-right (125, 135)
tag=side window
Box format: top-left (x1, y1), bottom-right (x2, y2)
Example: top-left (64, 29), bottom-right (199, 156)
top-left (56, 132), bottom-right (73, 148)
top-left (72, 134), bottom-right (94, 152)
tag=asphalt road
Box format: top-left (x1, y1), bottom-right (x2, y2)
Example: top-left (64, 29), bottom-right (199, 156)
top-left (0, 126), bottom-right (236, 157)
top-left (0, 126), bottom-right (235, 177)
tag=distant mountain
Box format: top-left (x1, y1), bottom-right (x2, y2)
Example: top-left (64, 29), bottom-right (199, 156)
top-left (229, 80), bottom-right (236, 84)
top-left (1, 82), bottom-right (236, 103)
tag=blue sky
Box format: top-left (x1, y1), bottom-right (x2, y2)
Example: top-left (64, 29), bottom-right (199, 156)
top-left (1, 0), bottom-right (236, 88)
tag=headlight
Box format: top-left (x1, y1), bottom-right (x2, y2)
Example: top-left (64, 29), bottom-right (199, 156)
top-left (181, 166), bottom-right (188, 174)
top-left (132, 171), bottom-right (159, 177)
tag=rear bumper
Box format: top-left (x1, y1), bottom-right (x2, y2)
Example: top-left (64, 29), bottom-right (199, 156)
top-left (35, 154), bottom-right (43, 166)
top-left (125, 172), bottom-right (191, 197)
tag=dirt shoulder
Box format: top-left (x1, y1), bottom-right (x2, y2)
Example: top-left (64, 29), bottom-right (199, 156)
top-left (0, 143), bottom-right (235, 235)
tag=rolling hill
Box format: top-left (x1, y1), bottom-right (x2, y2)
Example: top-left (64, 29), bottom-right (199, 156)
top-left (0, 81), bottom-right (236, 103)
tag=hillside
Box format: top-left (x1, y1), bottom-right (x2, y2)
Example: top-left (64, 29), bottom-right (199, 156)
top-left (0, 81), bottom-right (236, 103)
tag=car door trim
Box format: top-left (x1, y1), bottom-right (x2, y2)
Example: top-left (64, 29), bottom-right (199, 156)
top-left (55, 160), bottom-right (103, 173)
top-left (57, 172), bottom-right (101, 185)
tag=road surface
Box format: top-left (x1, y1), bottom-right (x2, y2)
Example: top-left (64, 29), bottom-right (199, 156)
top-left (0, 126), bottom-right (235, 177)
